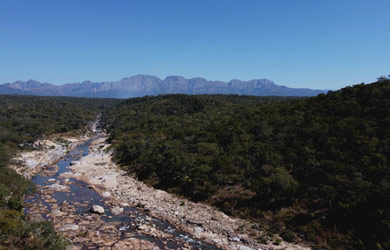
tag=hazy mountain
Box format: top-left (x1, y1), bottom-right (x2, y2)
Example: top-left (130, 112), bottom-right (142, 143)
top-left (0, 75), bottom-right (327, 98)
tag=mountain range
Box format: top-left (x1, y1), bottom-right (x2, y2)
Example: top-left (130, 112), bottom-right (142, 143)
top-left (0, 75), bottom-right (327, 98)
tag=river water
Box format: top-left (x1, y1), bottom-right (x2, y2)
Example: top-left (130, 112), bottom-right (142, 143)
top-left (24, 136), bottom-right (220, 250)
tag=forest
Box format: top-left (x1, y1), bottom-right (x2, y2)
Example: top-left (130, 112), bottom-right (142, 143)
top-left (0, 79), bottom-right (389, 249)
top-left (103, 79), bottom-right (390, 249)
top-left (0, 95), bottom-right (120, 249)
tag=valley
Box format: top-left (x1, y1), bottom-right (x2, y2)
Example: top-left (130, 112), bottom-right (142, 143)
top-left (13, 122), bottom-right (305, 250)
top-left (0, 78), bottom-right (389, 249)
top-left (1, 2), bottom-right (388, 249)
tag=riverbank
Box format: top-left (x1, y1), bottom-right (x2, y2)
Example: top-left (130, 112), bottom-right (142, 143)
top-left (60, 136), bottom-right (309, 250)
top-left (10, 133), bottom-right (91, 179)
top-left (14, 134), bottom-right (220, 249)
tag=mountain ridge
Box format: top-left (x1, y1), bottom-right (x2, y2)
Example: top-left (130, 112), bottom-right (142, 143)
top-left (0, 75), bottom-right (327, 98)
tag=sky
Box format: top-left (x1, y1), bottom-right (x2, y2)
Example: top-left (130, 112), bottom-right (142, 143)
top-left (0, 0), bottom-right (389, 90)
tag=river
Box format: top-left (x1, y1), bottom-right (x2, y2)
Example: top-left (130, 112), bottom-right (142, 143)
top-left (24, 135), bottom-right (220, 250)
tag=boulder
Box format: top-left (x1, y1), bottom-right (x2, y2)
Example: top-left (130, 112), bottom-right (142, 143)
top-left (194, 226), bottom-right (203, 233)
top-left (137, 224), bottom-right (149, 231)
top-left (102, 191), bottom-right (111, 198)
top-left (90, 205), bottom-right (105, 214)
top-left (237, 245), bottom-right (253, 250)
top-left (110, 206), bottom-right (123, 215)
top-left (48, 183), bottom-right (68, 191)
top-left (229, 236), bottom-right (241, 242)
top-left (212, 238), bottom-right (228, 245)
top-left (58, 224), bottom-right (80, 231)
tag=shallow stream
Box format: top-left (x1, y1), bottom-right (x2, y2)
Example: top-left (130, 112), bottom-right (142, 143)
top-left (24, 136), bottom-right (219, 250)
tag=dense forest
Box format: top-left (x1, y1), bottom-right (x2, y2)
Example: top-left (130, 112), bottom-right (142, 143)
top-left (1, 79), bottom-right (389, 249)
top-left (0, 95), bottom-right (120, 249)
top-left (103, 79), bottom-right (390, 249)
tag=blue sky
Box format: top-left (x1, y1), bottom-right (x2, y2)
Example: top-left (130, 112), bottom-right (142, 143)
top-left (0, 0), bottom-right (389, 90)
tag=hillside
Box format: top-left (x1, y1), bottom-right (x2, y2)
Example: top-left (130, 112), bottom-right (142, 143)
top-left (103, 79), bottom-right (390, 249)
top-left (0, 75), bottom-right (327, 98)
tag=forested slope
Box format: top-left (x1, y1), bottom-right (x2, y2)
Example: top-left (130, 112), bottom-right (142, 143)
top-left (103, 79), bottom-right (390, 249)
top-left (0, 95), bottom-right (120, 249)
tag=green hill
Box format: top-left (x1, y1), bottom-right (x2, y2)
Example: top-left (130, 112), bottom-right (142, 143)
top-left (103, 79), bottom-right (390, 249)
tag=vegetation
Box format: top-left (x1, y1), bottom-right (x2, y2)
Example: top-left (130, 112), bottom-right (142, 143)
top-left (0, 168), bottom-right (69, 250)
top-left (103, 79), bottom-right (390, 249)
top-left (1, 79), bottom-right (389, 249)
top-left (0, 95), bottom-right (120, 249)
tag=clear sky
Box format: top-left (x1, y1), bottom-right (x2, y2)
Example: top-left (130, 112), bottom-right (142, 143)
top-left (0, 0), bottom-right (389, 90)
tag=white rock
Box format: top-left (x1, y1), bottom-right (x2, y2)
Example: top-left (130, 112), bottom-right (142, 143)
top-left (110, 206), bottom-right (124, 215)
top-left (91, 205), bottom-right (105, 214)
top-left (212, 238), bottom-right (223, 245)
top-left (212, 238), bottom-right (228, 245)
top-left (194, 227), bottom-right (203, 233)
top-left (102, 191), bottom-right (111, 198)
top-left (237, 245), bottom-right (253, 250)
top-left (58, 224), bottom-right (79, 231)
top-left (138, 224), bottom-right (148, 231)
top-left (230, 236), bottom-right (241, 242)
top-left (193, 226), bottom-right (204, 237)
top-left (48, 178), bottom-right (56, 182)
top-left (48, 183), bottom-right (67, 191)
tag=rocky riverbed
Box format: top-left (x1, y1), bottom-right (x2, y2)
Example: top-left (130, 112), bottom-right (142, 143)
top-left (12, 131), bottom-right (310, 250)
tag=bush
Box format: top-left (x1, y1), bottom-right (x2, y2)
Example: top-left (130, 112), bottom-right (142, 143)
top-left (281, 229), bottom-right (296, 242)
top-left (0, 210), bottom-right (69, 249)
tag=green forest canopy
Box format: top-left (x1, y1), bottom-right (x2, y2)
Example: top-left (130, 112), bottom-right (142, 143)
top-left (103, 79), bottom-right (390, 249)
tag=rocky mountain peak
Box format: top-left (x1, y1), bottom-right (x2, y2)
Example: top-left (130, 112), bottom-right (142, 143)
top-left (0, 74), bottom-right (327, 98)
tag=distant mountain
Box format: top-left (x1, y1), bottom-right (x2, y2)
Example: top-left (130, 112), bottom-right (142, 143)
top-left (0, 75), bottom-right (327, 98)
